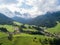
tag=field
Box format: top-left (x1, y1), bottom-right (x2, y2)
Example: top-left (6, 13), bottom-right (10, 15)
top-left (0, 33), bottom-right (54, 45)
top-left (47, 23), bottom-right (60, 34)
top-left (0, 22), bottom-right (60, 45)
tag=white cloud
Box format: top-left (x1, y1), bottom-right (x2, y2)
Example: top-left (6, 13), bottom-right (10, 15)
top-left (0, 0), bottom-right (60, 18)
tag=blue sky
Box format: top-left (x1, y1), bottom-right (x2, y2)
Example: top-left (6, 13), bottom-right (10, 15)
top-left (0, 0), bottom-right (18, 4)
top-left (0, 0), bottom-right (60, 18)
top-left (20, 2), bottom-right (33, 9)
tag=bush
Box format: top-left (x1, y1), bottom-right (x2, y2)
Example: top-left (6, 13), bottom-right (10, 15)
top-left (8, 32), bottom-right (13, 41)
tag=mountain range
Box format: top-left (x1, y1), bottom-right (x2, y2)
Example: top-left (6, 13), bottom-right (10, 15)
top-left (0, 8), bottom-right (60, 28)
top-left (0, 13), bottom-right (13, 25)
top-left (29, 11), bottom-right (60, 28)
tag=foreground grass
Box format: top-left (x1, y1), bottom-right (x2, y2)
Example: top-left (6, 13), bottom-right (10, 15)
top-left (0, 33), bottom-right (54, 45)
top-left (13, 34), bottom-right (53, 45)
top-left (0, 32), bottom-right (8, 38)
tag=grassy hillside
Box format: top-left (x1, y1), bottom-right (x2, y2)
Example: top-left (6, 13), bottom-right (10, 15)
top-left (0, 33), bottom-right (55, 45)
top-left (46, 23), bottom-right (60, 34)
top-left (0, 21), bottom-right (60, 45)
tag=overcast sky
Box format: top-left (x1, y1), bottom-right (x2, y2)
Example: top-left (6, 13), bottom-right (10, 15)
top-left (0, 0), bottom-right (60, 18)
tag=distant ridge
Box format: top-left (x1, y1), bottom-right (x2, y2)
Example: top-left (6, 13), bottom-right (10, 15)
top-left (0, 13), bottom-right (13, 25)
top-left (29, 11), bottom-right (60, 28)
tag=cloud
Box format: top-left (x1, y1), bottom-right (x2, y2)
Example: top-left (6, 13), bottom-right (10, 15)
top-left (20, 2), bottom-right (33, 9)
top-left (19, 0), bottom-right (60, 17)
top-left (0, 0), bottom-right (60, 18)
top-left (29, 0), bottom-right (60, 12)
